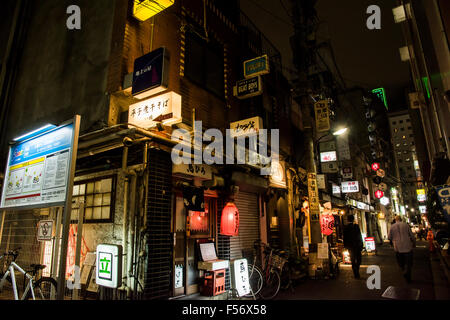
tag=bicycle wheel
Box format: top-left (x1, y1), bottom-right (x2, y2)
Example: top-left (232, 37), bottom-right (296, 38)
top-left (243, 264), bottom-right (263, 297)
top-left (28, 277), bottom-right (58, 300)
top-left (259, 269), bottom-right (281, 300)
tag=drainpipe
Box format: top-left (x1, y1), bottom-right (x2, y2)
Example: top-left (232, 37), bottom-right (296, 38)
top-left (120, 146), bottom-right (129, 292)
top-left (127, 172), bottom-right (137, 299)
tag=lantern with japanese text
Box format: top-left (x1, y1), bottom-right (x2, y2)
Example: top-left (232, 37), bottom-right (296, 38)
top-left (320, 214), bottom-right (334, 236)
top-left (220, 202), bottom-right (239, 236)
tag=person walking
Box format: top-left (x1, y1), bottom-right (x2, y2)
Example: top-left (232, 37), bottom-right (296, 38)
top-left (427, 229), bottom-right (435, 252)
top-left (343, 215), bottom-right (363, 279)
top-left (388, 216), bottom-right (416, 283)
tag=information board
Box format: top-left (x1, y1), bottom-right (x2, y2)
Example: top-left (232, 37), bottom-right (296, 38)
top-left (1, 123), bottom-right (75, 209)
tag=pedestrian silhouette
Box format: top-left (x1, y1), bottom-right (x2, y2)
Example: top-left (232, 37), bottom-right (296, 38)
top-left (388, 216), bottom-right (416, 283)
top-left (426, 229), bottom-right (435, 252)
top-left (343, 215), bottom-right (363, 279)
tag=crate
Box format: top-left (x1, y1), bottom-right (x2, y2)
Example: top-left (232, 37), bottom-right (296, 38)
top-left (201, 269), bottom-right (226, 296)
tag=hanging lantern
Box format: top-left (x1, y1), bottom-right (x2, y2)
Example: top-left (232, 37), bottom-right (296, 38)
top-left (371, 162), bottom-right (380, 171)
top-left (320, 214), bottom-right (334, 236)
top-left (220, 202), bottom-right (239, 236)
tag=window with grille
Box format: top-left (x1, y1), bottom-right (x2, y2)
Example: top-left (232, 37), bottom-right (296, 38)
top-left (71, 176), bottom-right (115, 223)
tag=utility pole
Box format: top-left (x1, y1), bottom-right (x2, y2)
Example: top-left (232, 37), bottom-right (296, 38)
top-left (289, 0), bottom-right (322, 250)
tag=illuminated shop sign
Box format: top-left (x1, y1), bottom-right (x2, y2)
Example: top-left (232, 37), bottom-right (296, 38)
top-left (416, 189), bottom-right (426, 202)
top-left (230, 116), bottom-right (263, 138)
top-left (132, 0), bottom-right (174, 22)
top-left (96, 244), bottom-right (123, 289)
top-left (243, 55), bottom-right (270, 78)
top-left (320, 151), bottom-right (337, 163)
top-left (314, 100), bottom-right (330, 132)
top-left (1, 123), bottom-right (75, 209)
top-left (128, 91), bottom-right (182, 129)
top-left (419, 205), bottom-right (426, 214)
top-left (341, 181), bottom-right (359, 193)
top-left (132, 47), bottom-right (169, 99)
top-left (233, 76), bottom-right (263, 99)
top-left (372, 87), bottom-right (388, 109)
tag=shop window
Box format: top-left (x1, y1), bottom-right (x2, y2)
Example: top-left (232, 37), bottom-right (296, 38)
top-left (185, 30), bottom-right (224, 99)
top-left (71, 176), bottom-right (115, 223)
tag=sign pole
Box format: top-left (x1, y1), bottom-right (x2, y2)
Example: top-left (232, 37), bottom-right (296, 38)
top-left (57, 115), bottom-right (81, 300)
top-left (72, 201), bottom-right (84, 300)
top-left (0, 210), bottom-right (5, 248)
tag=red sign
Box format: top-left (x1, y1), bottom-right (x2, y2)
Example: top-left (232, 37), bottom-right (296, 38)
top-left (320, 214), bottom-right (334, 236)
top-left (371, 163), bottom-right (380, 171)
top-left (375, 190), bottom-right (384, 199)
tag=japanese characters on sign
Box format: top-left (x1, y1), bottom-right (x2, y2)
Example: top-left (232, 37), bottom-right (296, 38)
top-left (173, 163), bottom-right (212, 180)
top-left (314, 100), bottom-right (330, 133)
top-left (128, 91), bottom-right (182, 129)
top-left (230, 116), bottom-right (263, 138)
top-left (231, 258), bottom-right (251, 297)
top-left (341, 181), bottom-right (359, 193)
top-left (243, 55), bottom-right (270, 78)
top-left (96, 244), bottom-right (122, 289)
top-left (342, 166), bottom-right (353, 179)
top-left (416, 188), bottom-right (427, 202)
top-left (132, 47), bottom-right (169, 99)
top-left (308, 173), bottom-right (320, 221)
top-left (1, 123), bottom-right (75, 209)
top-left (316, 174), bottom-right (326, 189)
top-left (336, 134), bottom-right (351, 160)
top-left (320, 151), bottom-right (337, 162)
top-left (365, 237), bottom-right (376, 252)
top-left (233, 76), bottom-right (263, 99)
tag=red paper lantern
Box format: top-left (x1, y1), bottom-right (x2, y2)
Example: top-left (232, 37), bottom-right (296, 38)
top-left (371, 163), bottom-right (380, 171)
top-left (320, 214), bottom-right (334, 236)
top-left (375, 190), bottom-right (384, 199)
top-left (220, 202), bottom-right (239, 236)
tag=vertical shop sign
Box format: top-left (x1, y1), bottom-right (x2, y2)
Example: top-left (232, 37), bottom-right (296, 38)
top-left (314, 100), bottom-right (330, 132)
top-left (231, 258), bottom-right (251, 297)
top-left (96, 244), bottom-right (123, 289)
top-left (308, 173), bottom-right (320, 221)
top-left (336, 134), bottom-right (351, 161)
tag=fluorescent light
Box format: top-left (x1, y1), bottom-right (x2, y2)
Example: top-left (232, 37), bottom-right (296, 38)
top-left (13, 124), bottom-right (56, 142)
top-left (332, 128), bottom-right (348, 136)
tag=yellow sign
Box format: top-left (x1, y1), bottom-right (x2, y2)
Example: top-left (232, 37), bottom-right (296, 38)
top-left (133, 0), bottom-right (174, 22)
top-left (307, 173), bottom-right (320, 221)
top-left (314, 100), bottom-right (330, 133)
top-left (416, 189), bottom-right (425, 195)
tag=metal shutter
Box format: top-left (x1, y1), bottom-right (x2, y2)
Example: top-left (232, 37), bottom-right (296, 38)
top-left (229, 192), bottom-right (260, 261)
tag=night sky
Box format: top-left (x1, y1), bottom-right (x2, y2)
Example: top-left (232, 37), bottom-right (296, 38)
top-left (240, 0), bottom-right (412, 110)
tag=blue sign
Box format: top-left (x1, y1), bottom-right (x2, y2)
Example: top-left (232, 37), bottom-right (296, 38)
top-left (436, 185), bottom-right (450, 224)
top-left (132, 47), bottom-right (168, 99)
top-left (243, 55), bottom-right (269, 79)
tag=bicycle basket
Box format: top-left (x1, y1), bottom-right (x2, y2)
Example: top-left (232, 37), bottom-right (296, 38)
top-left (270, 254), bottom-right (288, 271)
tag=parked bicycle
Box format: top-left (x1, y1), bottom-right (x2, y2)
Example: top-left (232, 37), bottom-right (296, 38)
top-left (0, 247), bottom-right (57, 300)
top-left (245, 240), bottom-right (291, 300)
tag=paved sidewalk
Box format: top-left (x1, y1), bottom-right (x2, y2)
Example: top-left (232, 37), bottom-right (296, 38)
top-left (276, 240), bottom-right (450, 300)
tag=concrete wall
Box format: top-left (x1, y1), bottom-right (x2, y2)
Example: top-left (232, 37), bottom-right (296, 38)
top-left (4, 0), bottom-right (115, 143)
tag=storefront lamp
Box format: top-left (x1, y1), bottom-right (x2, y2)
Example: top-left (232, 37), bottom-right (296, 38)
top-left (220, 202), bottom-right (239, 236)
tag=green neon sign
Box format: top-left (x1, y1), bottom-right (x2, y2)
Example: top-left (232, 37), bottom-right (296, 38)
top-left (421, 77), bottom-right (431, 99)
top-left (372, 87), bottom-right (388, 110)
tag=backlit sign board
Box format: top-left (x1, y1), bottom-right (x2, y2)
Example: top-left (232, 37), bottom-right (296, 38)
top-left (233, 76), bottom-right (263, 99)
top-left (1, 123), bottom-right (76, 209)
top-left (243, 55), bottom-right (270, 78)
top-left (96, 244), bottom-right (122, 289)
top-left (416, 189), bottom-right (426, 202)
top-left (341, 181), bottom-right (359, 193)
top-left (132, 47), bottom-right (169, 99)
top-left (372, 87), bottom-right (388, 110)
top-left (230, 116), bottom-right (263, 138)
top-left (132, 0), bottom-right (174, 22)
top-left (128, 91), bottom-right (182, 129)
top-left (365, 237), bottom-right (376, 252)
top-left (320, 151), bottom-right (337, 162)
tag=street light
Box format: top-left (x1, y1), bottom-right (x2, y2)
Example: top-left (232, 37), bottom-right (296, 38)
top-left (332, 127), bottom-right (348, 136)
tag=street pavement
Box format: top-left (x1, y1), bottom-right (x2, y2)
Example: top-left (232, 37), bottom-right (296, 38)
top-left (276, 240), bottom-right (450, 300)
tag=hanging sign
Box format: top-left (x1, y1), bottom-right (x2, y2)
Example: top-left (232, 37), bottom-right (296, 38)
top-left (336, 134), bottom-right (351, 161)
top-left (233, 76), bottom-right (263, 99)
top-left (371, 163), bottom-right (380, 171)
top-left (243, 55), bottom-right (270, 78)
top-left (320, 214), bottom-right (334, 236)
top-left (416, 189), bottom-right (427, 202)
top-left (314, 100), bottom-right (330, 132)
top-left (332, 184), bottom-right (341, 195)
top-left (230, 116), bottom-right (263, 138)
top-left (342, 167), bottom-right (353, 179)
top-left (375, 190), bottom-right (384, 199)
top-left (308, 173), bottom-right (320, 221)
top-left (321, 162), bottom-right (339, 173)
top-left (231, 259), bottom-right (251, 297)
top-left (1, 121), bottom-right (77, 209)
top-left (37, 220), bottom-right (54, 241)
top-left (320, 151), bottom-right (337, 163)
top-left (173, 164), bottom-right (212, 180)
top-left (316, 174), bottom-right (326, 189)
top-left (96, 244), bottom-right (123, 289)
top-left (128, 91), bottom-right (182, 129)
top-left (132, 47), bottom-right (169, 99)
top-left (133, 0), bottom-right (175, 22)
top-left (341, 181), bottom-right (359, 193)
top-left (376, 169), bottom-right (385, 178)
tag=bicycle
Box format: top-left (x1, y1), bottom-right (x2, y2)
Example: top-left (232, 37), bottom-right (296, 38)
top-left (245, 240), bottom-right (289, 300)
top-left (0, 247), bottom-right (58, 300)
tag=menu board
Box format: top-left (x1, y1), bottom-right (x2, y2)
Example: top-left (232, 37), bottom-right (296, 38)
top-left (1, 124), bottom-right (74, 209)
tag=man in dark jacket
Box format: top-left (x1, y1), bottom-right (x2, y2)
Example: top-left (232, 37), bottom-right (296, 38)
top-left (343, 215), bottom-right (364, 278)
